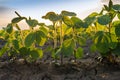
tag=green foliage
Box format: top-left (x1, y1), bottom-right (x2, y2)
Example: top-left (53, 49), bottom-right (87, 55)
top-left (61, 39), bottom-right (75, 57)
top-left (88, 12), bottom-right (98, 17)
top-left (112, 21), bottom-right (120, 37)
top-left (84, 12), bottom-right (97, 27)
top-left (77, 37), bottom-right (86, 46)
top-left (24, 32), bottom-right (35, 47)
top-left (71, 17), bottom-right (83, 28)
top-left (42, 12), bottom-right (60, 21)
top-left (112, 4), bottom-right (120, 11)
top-left (61, 10), bottom-right (76, 16)
top-left (62, 16), bottom-right (73, 27)
top-left (26, 19), bottom-right (38, 27)
top-left (19, 47), bottom-right (30, 57)
top-left (104, 5), bottom-right (109, 11)
top-left (6, 24), bottom-right (13, 34)
top-left (109, 34), bottom-right (117, 49)
top-left (94, 31), bottom-right (110, 53)
top-left (75, 47), bottom-right (83, 59)
top-left (112, 43), bottom-right (120, 56)
top-left (52, 48), bottom-right (61, 58)
top-left (30, 49), bottom-right (43, 59)
top-left (35, 30), bottom-right (46, 46)
top-left (35, 31), bottom-right (41, 45)
top-left (12, 39), bottom-right (20, 49)
top-left (90, 44), bottom-right (97, 53)
top-left (0, 47), bottom-right (8, 57)
top-left (39, 26), bottom-right (48, 35)
top-left (12, 17), bottom-right (26, 23)
top-left (97, 15), bottom-right (111, 25)
top-left (117, 13), bottom-right (120, 20)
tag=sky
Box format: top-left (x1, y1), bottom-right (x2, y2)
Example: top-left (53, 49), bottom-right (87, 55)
top-left (0, 0), bottom-right (120, 29)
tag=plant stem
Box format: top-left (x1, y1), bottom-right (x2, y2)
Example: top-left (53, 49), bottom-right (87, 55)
top-left (60, 22), bottom-right (63, 45)
top-left (53, 22), bottom-right (57, 49)
top-left (108, 23), bottom-right (111, 36)
top-left (15, 11), bottom-right (21, 17)
top-left (94, 22), bottom-right (97, 33)
top-left (60, 21), bottom-right (63, 65)
top-left (72, 27), bottom-right (77, 63)
top-left (20, 30), bottom-right (24, 47)
top-left (53, 22), bottom-right (57, 62)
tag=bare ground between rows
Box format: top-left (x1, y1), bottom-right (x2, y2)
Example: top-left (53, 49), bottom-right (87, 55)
top-left (0, 58), bottom-right (120, 80)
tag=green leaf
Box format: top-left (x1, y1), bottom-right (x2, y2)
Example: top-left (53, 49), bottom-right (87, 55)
top-left (35, 31), bottom-right (46, 46)
top-left (35, 31), bottom-right (41, 45)
top-left (26, 19), bottom-right (38, 27)
top-left (12, 39), bottom-right (19, 50)
top-left (52, 48), bottom-right (61, 58)
top-left (115, 25), bottom-right (120, 37)
top-left (42, 12), bottom-right (60, 21)
top-left (112, 4), bottom-right (120, 11)
top-left (6, 24), bottom-right (13, 34)
top-left (96, 42), bottom-right (109, 54)
top-left (62, 16), bottom-right (73, 27)
top-left (78, 14), bottom-right (97, 28)
top-left (55, 48), bottom-right (61, 56)
top-left (36, 49), bottom-right (43, 58)
top-left (97, 15), bottom-right (111, 25)
top-left (75, 47), bottom-right (83, 59)
top-left (77, 37), bottom-right (86, 46)
top-left (19, 47), bottom-right (30, 56)
top-left (82, 22), bottom-right (89, 28)
top-left (39, 26), bottom-right (48, 35)
top-left (112, 44), bottom-right (120, 56)
top-left (39, 37), bottom-right (46, 46)
top-left (64, 27), bottom-right (72, 35)
top-left (8, 49), bottom-right (18, 57)
top-left (88, 12), bottom-right (98, 17)
top-left (30, 49), bottom-right (43, 59)
top-left (24, 32), bottom-right (35, 47)
top-left (94, 31), bottom-right (110, 53)
top-left (90, 44), bottom-right (97, 53)
top-left (71, 17), bottom-right (83, 28)
top-left (38, 23), bottom-right (46, 26)
top-left (0, 47), bottom-right (8, 57)
top-left (112, 21), bottom-right (120, 37)
top-left (61, 10), bottom-right (76, 16)
top-left (30, 50), bottom-right (39, 59)
top-left (109, 10), bottom-right (116, 19)
top-left (61, 39), bottom-right (75, 57)
top-left (44, 46), bottom-right (53, 53)
top-left (109, 34), bottom-right (117, 49)
top-left (12, 17), bottom-right (26, 23)
top-left (47, 25), bottom-right (54, 30)
top-left (84, 16), bottom-right (96, 26)
top-left (117, 13), bottom-right (120, 20)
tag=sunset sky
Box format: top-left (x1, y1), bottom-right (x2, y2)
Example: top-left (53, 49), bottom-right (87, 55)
top-left (0, 0), bottom-right (120, 29)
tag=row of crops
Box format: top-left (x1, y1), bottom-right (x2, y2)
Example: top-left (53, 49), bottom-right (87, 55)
top-left (0, 0), bottom-right (120, 64)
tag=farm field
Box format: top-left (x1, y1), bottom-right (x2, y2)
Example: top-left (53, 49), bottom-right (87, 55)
top-left (0, 0), bottom-right (120, 80)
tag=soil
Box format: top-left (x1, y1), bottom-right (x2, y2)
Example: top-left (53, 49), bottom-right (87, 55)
top-left (0, 58), bottom-right (120, 80)
top-left (0, 39), bottom-right (120, 80)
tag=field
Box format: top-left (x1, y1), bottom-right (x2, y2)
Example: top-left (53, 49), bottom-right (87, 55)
top-left (0, 0), bottom-right (120, 80)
